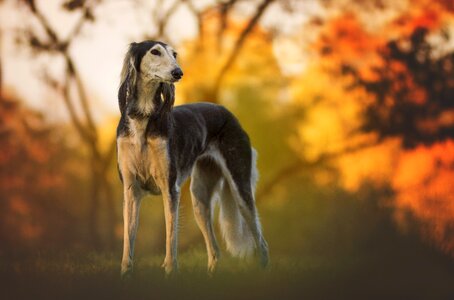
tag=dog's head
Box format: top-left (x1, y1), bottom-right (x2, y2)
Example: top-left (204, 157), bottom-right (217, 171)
top-left (118, 41), bottom-right (182, 115)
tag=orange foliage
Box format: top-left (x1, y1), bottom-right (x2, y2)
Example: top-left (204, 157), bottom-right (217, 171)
top-left (289, 66), bottom-right (370, 162)
top-left (0, 93), bottom-right (71, 245)
top-left (309, 5), bottom-right (454, 256)
top-left (314, 13), bottom-right (385, 74)
top-left (4, 196), bottom-right (43, 241)
top-left (9, 195), bottom-right (31, 216)
top-left (178, 7), bottom-right (280, 103)
top-left (336, 138), bottom-right (401, 191)
top-left (393, 140), bottom-right (454, 255)
top-left (315, 5), bottom-right (453, 81)
top-left (393, 3), bottom-right (451, 36)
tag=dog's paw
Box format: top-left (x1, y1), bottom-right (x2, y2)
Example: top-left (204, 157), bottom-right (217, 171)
top-left (121, 269), bottom-right (133, 280)
top-left (161, 260), bottom-right (178, 276)
top-left (207, 256), bottom-right (218, 276)
top-left (121, 263), bottom-right (133, 280)
top-left (258, 238), bottom-right (270, 269)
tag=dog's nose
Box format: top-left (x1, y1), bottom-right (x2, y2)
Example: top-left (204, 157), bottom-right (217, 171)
top-left (171, 68), bottom-right (183, 80)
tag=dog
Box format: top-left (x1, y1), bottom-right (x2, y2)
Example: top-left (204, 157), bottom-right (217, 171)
top-left (117, 40), bottom-right (269, 276)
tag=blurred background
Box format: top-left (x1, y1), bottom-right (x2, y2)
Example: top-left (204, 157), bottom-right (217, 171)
top-left (0, 0), bottom-right (454, 297)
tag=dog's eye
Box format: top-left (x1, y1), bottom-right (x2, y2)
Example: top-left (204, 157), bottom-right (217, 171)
top-left (173, 52), bottom-right (177, 59)
top-left (151, 49), bottom-right (161, 56)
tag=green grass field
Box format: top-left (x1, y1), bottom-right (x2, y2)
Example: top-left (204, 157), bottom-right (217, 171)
top-left (2, 244), bottom-right (453, 300)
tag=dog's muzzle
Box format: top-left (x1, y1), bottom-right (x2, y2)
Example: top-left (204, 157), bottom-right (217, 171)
top-left (171, 68), bottom-right (183, 80)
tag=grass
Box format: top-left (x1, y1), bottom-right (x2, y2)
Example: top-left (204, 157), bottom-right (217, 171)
top-left (1, 245), bottom-right (453, 300)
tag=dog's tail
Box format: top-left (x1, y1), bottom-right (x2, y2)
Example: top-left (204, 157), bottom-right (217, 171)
top-left (218, 148), bottom-right (259, 258)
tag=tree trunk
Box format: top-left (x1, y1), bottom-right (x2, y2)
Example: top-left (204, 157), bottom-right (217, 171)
top-left (101, 173), bottom-right (117, 250)
top-left (88, 156), bottom-right (102, 249)
top-left (87, 149), bottom-right (118, 250)
top-left (0, 36), bottom-right (3, 97)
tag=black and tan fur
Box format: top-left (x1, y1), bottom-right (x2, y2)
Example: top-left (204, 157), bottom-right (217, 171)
top-left (117, 41), bottom-right (269, 276)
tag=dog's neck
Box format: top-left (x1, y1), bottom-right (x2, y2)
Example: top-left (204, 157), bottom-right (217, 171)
top-left (135, 78), bottom-right (160, 117)
top-left (127, 78), bottom-right (170, 142)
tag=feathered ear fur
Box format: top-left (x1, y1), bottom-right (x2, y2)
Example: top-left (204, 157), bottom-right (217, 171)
top-left (151, 82), bottom-right (175, 116)
top-left (118, 43), bottom-right (138, 115)
top-left (159, 83), bottom-right (175, 113)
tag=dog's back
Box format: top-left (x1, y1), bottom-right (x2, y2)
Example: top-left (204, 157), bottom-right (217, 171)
top-left (170, 103), bottom-right (251, 181)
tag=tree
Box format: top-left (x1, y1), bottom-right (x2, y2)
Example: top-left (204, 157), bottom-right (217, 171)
top-left (0, 93), bottom-right (78, 249)
top-left (17, 0), bottom-right (117, 248)
top-left (345, 27), bottom-right (454, 148)
top-left (313, 8), bottom-right (454, 255)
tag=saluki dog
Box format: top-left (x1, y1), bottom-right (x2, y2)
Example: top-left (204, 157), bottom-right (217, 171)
top-left (117, 40), bottom-right (269, 276)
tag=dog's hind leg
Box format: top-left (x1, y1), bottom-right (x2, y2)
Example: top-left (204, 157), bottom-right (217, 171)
top-left (190, 157), bottom-right (222, 273)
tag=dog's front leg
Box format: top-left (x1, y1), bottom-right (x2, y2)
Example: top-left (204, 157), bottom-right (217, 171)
top-left (121, 181), bottom-right (142, 278)
top-left (161, 187), bottom-right (180, 275)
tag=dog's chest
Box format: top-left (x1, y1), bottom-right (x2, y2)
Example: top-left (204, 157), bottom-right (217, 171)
top-left (118, 132), bottom-right (169, 193)
top-left (129, 119), bottom-right (148, 146)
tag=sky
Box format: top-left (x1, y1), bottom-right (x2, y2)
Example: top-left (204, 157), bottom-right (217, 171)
top-left (0, 0), bottom-right (319, 123)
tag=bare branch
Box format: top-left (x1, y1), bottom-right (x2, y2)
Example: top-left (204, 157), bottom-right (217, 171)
top-left (212, 0), bottom-right (275, 98)
top-left (0, 57), bottom-right (2, 97)
top-left (217, 0), bottom-right (239, 52)
top-left (101, 137), bottom-right (117, 174)
top-left (0, 32), bottom-right (2, 96)
top-left (184, 0), bottom-right (205, 51)
top-left (22, 1), bottom-right (100, 142)
top-left (63, 0), bottom-right (86, 11)
top-left (64, 6), bottom-right (94, 44)
top-left (153, 0), bottom-right (182, 39)
top-left (61, 69), bottom-right (93, 142)
top-left (256, 139), bottom-right (383, 201)
top-left (21, 0), bottom-right (59, 43)
top-left (256, 159), bottom-right (307, 200)
top-left (64, 54), bottom-right (98, 136)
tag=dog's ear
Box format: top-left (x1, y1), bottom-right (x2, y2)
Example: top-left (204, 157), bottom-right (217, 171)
top-left (160, 83), bottom-right (175, 113)
top-left (118, 43), bottom-right (139, 115)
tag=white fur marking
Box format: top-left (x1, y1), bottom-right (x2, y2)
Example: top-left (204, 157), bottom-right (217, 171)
top-left (200, 146), bottom-right (259, 258)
